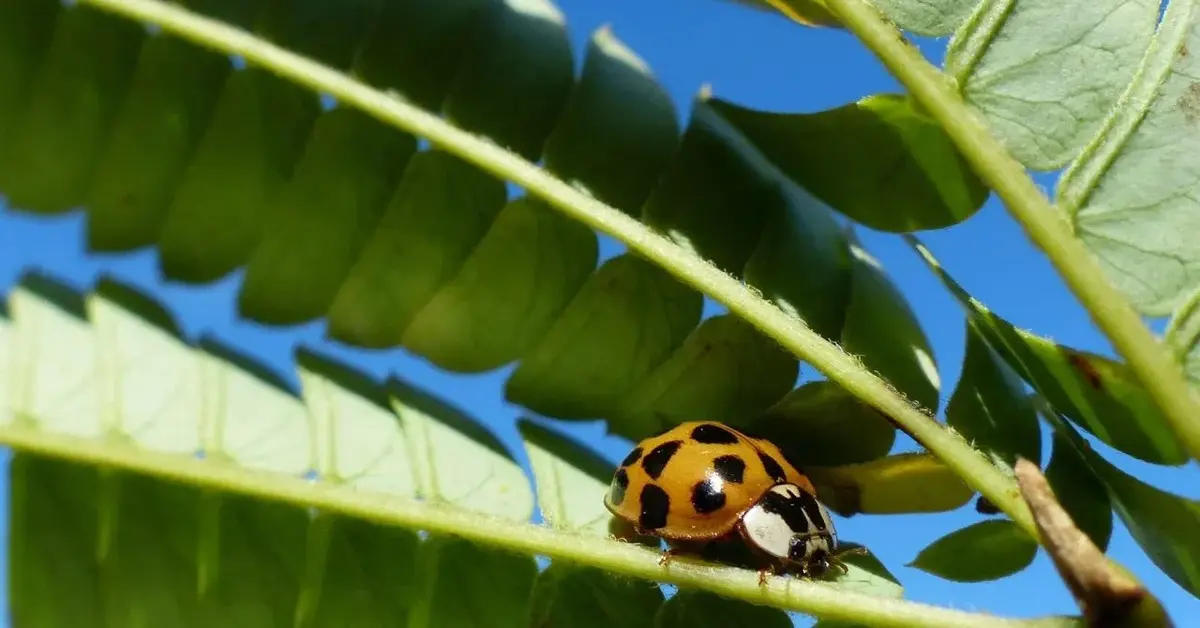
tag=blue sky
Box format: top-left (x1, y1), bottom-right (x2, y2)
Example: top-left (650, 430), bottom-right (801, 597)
top-left (2, 0), bottom-right (1199, 624)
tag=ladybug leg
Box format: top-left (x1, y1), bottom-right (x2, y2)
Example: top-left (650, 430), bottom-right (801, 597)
top-left (658, 547), bottom-right (682, 567)
top-left (757, 564), bottom-right (779, 587)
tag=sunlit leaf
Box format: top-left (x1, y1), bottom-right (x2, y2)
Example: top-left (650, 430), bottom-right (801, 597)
top-left (1056, 0), bottom-right (1200, 316)
top-left (519, 418), bottom-right (614, 536)
top-left (911, 237), bottom-right (1187, 465)
top-left (707, 93), bottom-right (988, 232)
top-left (807, 453), bottom-right (974, 516)
top-left (909, 520), bottom-right (1038, 582)
top-left (945, 0), bottom-right (1158, 170)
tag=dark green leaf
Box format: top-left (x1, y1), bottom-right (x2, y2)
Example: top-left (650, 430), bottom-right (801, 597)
top-left (641, 100), bottom-right (779, 276)
top-left (442, 0), bottom-right (574, 161)
top-left (530, 563), bottom-right (664, 628)
top-left (908, 520), bottom-right (1038, 583)
top-left (1054, 419), bottom-right (1200, 599)
top-left (0, 0), bottom-right (60, 158)
top-left (751, 381), bottom-right (896, 467)
top-left (0, 4), bottom-right (144, 213)
top-left (911, 237), bottom-right (1188, 465)
top-left (239, 107), bottom-right (416, 325)
top-left (157, 69), bottom-right (320, 282)
top-left (85, 4), bottom-right (253, 251)
top-left (742, 180), bottom-right (853, 342)
top-left (1043, 431), bottom-right (1113, 551)
top-left (325, 150), bottom-right (507, 347)
top-left (310, 516), bottom-right (421, 627)
top-left (655, 590), bottom-right (791, 628)
top-left (841, 235), bottom-right (940, 412)
top-left (409, 537), bottom-right (538, 628)
top-left (353, 0), bottom-right (491, 111)
top-left (401, 197), bottom-right (597, 372)
top-left (807, 453), bottom-right (973, 516)
top-left (505, 255), bottom-right (702, 423)
top-left (542, 26), bottom-right (680, 215)
top-left (708, 94), bottom-right (989, 232)
top-left (614, 314), bottom-right (799, 439)
top-left (945, 320), bottom-right (1041, 465)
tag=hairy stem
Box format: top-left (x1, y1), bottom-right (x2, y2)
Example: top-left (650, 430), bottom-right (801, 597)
top-left (821, 0), bottom-right (1200, 462)
top-left (79, 0), bottom-right (1039, 539)
top-left (0, 421), bottom-right (1076, 628)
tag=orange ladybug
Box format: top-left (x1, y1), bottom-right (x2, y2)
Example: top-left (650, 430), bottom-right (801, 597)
top-left (604, 421), bottom-right (852, 579)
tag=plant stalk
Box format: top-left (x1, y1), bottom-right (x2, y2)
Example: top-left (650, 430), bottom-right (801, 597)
top-left (821, 0), bottom-right (1200, 463)
top-left (0, 421), bottom-right (1079, 628)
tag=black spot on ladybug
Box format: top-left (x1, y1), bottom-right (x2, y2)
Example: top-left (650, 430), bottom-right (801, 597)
top-left (758, 451), bottom-right (787, 483)
top-left (610, 468), bottom-right (629, 506)
top-left (639, 484), bottom-right (671, 529)
top-left (712, 454), bottom-right (746, 484)
top-left (621, 446), bottom-right (644, 468)
top-left (690, 423), bottom-right (740, 444)
top-left (642, 440), bottom-right (683, 479)
top-left (691, 479), bottom-right (727, 514)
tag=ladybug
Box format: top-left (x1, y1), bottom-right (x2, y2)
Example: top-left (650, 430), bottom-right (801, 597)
top-left (604, 421), bottom-right (855, 580)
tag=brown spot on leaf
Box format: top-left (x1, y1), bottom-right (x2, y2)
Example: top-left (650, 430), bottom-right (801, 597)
top-left (1065, 351), bottom-right (1104, 390)
top-left (1178, 82), bottom-right (1200, 124)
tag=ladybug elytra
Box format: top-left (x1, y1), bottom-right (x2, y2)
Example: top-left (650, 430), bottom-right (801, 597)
top-left (604, 421), bottom-right (856, 580)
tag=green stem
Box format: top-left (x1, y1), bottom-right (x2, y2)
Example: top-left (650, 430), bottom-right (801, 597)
top-left (0, 422), bottom-right (1074, 628)
top-left (821, 0), bottom-right (1200, 463)
top-left (76, 0), bottom-right (1042, 542)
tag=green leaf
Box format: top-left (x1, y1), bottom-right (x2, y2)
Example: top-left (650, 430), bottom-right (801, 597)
top-left (655, 590), bottom-right (792, 628)
top-left (1043, 431), bottom-right (1113, 552)
top-left (723, 0), bottom-right (840, 28)
top-left (871, 0), bottom-right (979, 36)
top-left (238, 107), bottom-right (417, 325)
top-left (1166, 285), bottom-right (1200, 388)
top-left (325, 150), bottom-right (508, 347)
top-left (0, 3), bottom-right (145, 213)
top-left (505, 255), bottom-right (702, 425)
top-left (401, 197), bottom-right (599, 372)
top-left (707, 93), bottom-right (989, 232)
top-left (85, 0), bottom-right (261, 252)
top-left (842, 236), bottom-right (940, 412)
top-left (409, 536), bottom-right (538, 628)
top-left (945, 0), bottom-right (1159, 170)
top-left (441, 0), bottom-right (574, 162)
top-left (518, 418), bottom-right (614, 536)
top-left (1056, 0), bottom-right (1200, 316)
top-left (909, 520), bottom-right (1039, 583)
top-left (613, 314), bottom-right (799, 439)
top-left (750, 381), bottom-right (897, 467)
top-left (742, 182), bottom-right (853, 342)
top-left (0, 0), bottom-right (60, 157)
top-left (530, 563), bottom-right (664, 628)
top-left (542, 25), bottom-right (680, 216)
top-left (911, 237), bottom-right (1188, 465)
top-left (1052, 418), bottom-right (1200, 600)
top-left (830, 542), bottom-right (905, 599)
top-left (807, 453), bottom-right (974, 516)
top-left (945, 320), bottom-right (1041, 466)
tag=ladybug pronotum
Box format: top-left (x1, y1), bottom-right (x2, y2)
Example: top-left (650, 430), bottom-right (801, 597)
top-left (604, 421), bottom-right (854, 580)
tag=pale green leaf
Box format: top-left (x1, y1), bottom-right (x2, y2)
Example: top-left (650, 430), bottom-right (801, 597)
top-left (1058, 0), bottom-right (1200, 317)
top-left (518, 418), bottom-right (614, 536)
top-left (945, 0), bottom-right (1159, 170)
top-left (1165, 284), bottom-right (1200, 387)
top-left (873, 0), bottom-right (980, 36)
